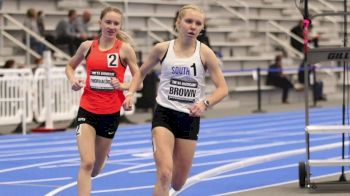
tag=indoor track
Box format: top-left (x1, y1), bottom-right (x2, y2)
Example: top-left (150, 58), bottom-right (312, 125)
top-left (0, 107), bottom-right (348, 195)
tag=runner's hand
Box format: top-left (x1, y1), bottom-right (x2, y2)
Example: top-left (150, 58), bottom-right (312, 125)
top-left (188, 101), bottom-right (206, 117)
top-left (123, 95), bottom-right (134, 111)
top-left (71, 78), bottom-right (84, 91)
top-left (111, 77), bottom-right (125, 90)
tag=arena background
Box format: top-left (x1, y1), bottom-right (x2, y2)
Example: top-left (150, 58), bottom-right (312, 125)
top-left (0, 0), bottom-right (350, 195)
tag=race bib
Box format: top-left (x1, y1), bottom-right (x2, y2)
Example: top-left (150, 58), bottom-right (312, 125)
top-left (107, 53), bottom-right (119, 68)
top-left (168, 78), bottom-right (198, 103)
top-left (90, 70), bottom-right (116, 91)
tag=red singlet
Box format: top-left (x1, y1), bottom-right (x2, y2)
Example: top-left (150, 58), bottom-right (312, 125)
top-left (80, 39), bottom-right (126, 114)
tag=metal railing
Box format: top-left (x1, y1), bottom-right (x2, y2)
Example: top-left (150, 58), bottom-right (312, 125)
top-left (309, 2), bottom-right (339, 38)
top-left (2, 31), bottom-right (41, 59)
top-left (0, 13), bottom-right (71, 64)
top-left (146, 17), bottom-right (177, 46)
top-left (265, 20), bottom-right (308, 58)
top-left (317, 0), bottom-right (338, 12)
top-left (214, 0), bottom-right (250, 35)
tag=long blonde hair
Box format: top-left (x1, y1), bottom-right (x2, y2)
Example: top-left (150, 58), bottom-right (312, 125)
top-left (100, 7), bottom-right (135, 47)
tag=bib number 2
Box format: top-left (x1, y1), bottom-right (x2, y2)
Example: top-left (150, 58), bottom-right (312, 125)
top-left (108, 53), bottom-right (119, 68)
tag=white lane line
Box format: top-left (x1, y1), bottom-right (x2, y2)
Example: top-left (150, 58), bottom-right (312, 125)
top-left (206, 156), bottom-right (343, 181)
top-left (199, 119), bottom-right (340, 139)
top-left (169, 141), bottom-right (349, 195)
top-left (128, 168), bottom-right (155, 174)
top-left (91, 185), bottom-right (154, 193)
top-left (0, 177), bottom-right (72, 185)
top-left (198, 132), bottom-right (303, 146)
top-left (0, 146), bottom-right (149, 158)
top-left (112, 140), bottom-right (150, 146)
top-left (0, 109), bottom-right (342, 191)
top-left (40, 161), bottom-right (144, 169)
top-left (4, 149), bottom-right (151, 170)
top-left (130, 135), bottom-right (340, 175)
top-left (204, 163), bottom-right (296, 181)
top-left (132, 152), bottom-right (153, 158)
top-left (45, 162), bottom-right (154, 196)
top-left (0, 148), bottom-right (151, 171)
top-left (195, 135), bottom-right (340, 158)
top-left (0, 130), bottom-right (332, 165)
top-left (193, 159), bottom-right (243, 167)
top-left (0, 153), bottom-right (77, 162)
top-left (0, 138), bottom-right (29, 144)
top-left (0, 147), bottom-right (77, 158)
top-left (0, 157), bottom-right (79, 173)
top-left (0, 129), bottom-right (339, 174)
top-left (216, 171), bottom-right (350, 195)
top-left (0, 115), bottom-right (337, 155)
top-left (0, 128), bottom-right (330, 158)
top-left (99, 156), bottom-right (152, 164)
top-left (0, 140), bottom-right (151, 156)
top-left (0, 140), bottom-right (75, 149)
top-left (0, 151), bottom-right (130, 162)
top-left (40, 163), bottom-right (79, 169)
top-left (129, 158), bottom-right (243, 174)
top-left (200, 113), bottom-right (339, 130)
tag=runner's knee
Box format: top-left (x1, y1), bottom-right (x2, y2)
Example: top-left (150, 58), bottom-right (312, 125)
top-left (81, 159), bottom-right (95, 173)
top-left (158, 166), bottom-right (172, 185)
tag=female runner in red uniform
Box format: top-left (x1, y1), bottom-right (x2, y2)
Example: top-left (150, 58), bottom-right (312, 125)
top-left (65, 7), bottom-right (140, 195)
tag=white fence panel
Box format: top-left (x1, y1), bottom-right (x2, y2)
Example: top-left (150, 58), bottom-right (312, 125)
top-left (0, 69), bottom-right (33, 125)
top-left (32, 66), bottom-right (85, 123)
top-left (1, 63), bottom-right (138, 131)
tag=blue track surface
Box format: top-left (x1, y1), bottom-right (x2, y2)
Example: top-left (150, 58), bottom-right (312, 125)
top-left (0, 107), bottom-right (349, 195)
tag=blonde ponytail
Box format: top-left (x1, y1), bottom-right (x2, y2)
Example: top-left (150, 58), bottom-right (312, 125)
top-left (116, 30), bottom-right (135, 48)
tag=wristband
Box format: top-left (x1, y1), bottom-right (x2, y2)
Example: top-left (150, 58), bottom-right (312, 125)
top-left (203, 99), bottom-right (210, 108)
top-left (125, 92), bottom-right (134, 97)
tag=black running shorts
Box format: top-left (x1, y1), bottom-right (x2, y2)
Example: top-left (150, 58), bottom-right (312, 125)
top-left (152, 104), bottom-right (200, 140)
top-left (75, 107), bottom-right (120, 139)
